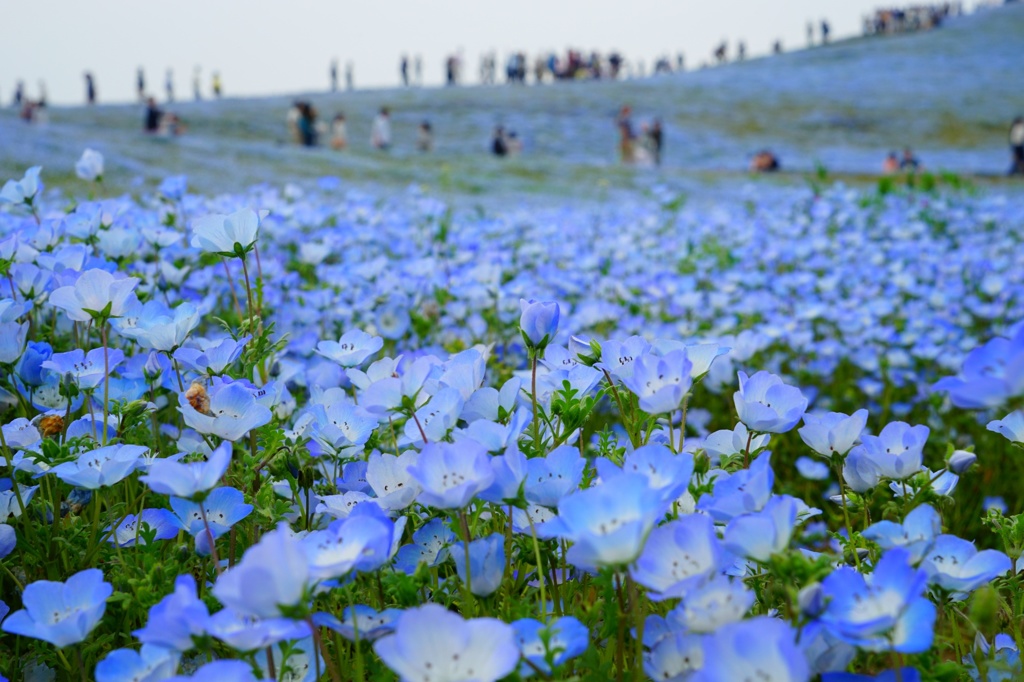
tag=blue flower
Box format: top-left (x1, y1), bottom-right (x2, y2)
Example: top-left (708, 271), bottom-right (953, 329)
top-left (723, 494), bottom-right (801, 562)
top-left (644, 630), bottom-right (704, 681)
top-left (595, 444), bottom-right (693, 506)
top-left (159, 175), bottom-right (187, 200)
top-left (49, 268), bottom-right (139, 323)
top-left (962, 634), bottom-right (1021, 682)
top-left (165, 660), bottom-right (260, 682)
top-left (140, 441), bottom-right (232, 499)
top-left (524, 445), bottom-right (585, 507)
top-left (302, 509), bottom-right (395, 581)
top-left (0, 523), bottom-right (15, 558)
top-left (452, 533), bottom-right (505, 597)
top-left (393, 518), bottom-right (456, 574)
top-left (115, 300), bottom-right (200, 352)
top-left (1, 568), bottom-right (112, 647)
top-left (133, 575), bottom-right (209, 652)
top-left (206, 608), bottom-right (310, 650)
top-left (107, 509), bottom-right (182, 548)
top-left (0, 166), bottom-right (42, 206)
top-left (822, 669), bottom-right (921, 682)
top-left (988, 410), bottom-right (1024, 445)
top-left (862, 503), bottom-right (941, 564)
top-left (852, 422), bottom-right (929, 481)
top-left (666, 575), bottom-right (755, 632)
top-left (621, 350), bottom-right (693, 415)
top-left (212, 523), bottom-right (312, 619)
top-left (173, 335), bottom-right (251, 376)
top-left (511, 616), bottom-right (589, 677)
top-left (820, 548), bottom-right (936, 653)
top-left (733, 371), bottom-right (808, 433)
top-left (798, 409), bottom-right (868, 457)
top-left (373, 603), bottom-right (519, 682)
top-left (933, 327), bottom-right (1024, 409)
top-left (365, 450), bottom-right (421, 511)
top-left (178, 379), bottom-right (273, 442)
top-left (519, 299), bottom-right (560, 350)
top-left (42, 347), bottom-right (125, 391)
top-left (408, 440), bottom-right (495, 510)
top-left (947, 449), bottom-right (977, 474)
top-left (315, 604), bottom-right (402, 642)
top-left (316, 329), bottom-right (384, 367)
top-left (478, 444), bottom-right (527, 505)
top-left (691, 617), bottom-right (809, 682)
top-left (95, 644), bottom-right (180, 682)
top-left (921, 534), bottom-right (1011, 594)
top-left (15, 341), bottom-right (51, 387)
top-left (49, 444), bottom-right (147, 489)
top-left (696, 453), bottom-right (775, 522)
top-left (630, 513), bottom-right (724, 600)
top-left (796, 456), bottom-right (830, 480)
top-left (170, 487), bottom-right (253, 555)
top-left (545, 472), bottom-right (667, 571)
top-left (190, 208), bottom-right (265, 256)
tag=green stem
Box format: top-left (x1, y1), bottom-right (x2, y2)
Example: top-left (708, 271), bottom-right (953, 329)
top-left (459, 510), bottom-right (476, 617)
top-left (834, 462), bottom-right (862, 570)
top-left (101, 323), bottom-right (110, 446)
top-left (527, 511), bottom-right (548, 623)
top-left (531, 352), bottom-right (542, 452)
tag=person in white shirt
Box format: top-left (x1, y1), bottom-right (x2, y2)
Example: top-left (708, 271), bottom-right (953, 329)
top-left (371, 107), bottom-right (392, 150)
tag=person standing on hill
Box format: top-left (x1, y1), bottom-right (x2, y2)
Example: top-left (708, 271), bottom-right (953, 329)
top-left (84, 72), bottom-right (97, 105)
top-left (330, 59), bottom-right (338, 92)
top-left (400, 55), bottom-right (409, 86)
top-left (1010, 117), bottom-right (1024, 176)
top-left (137, 67), bottom-right (146, 102)
top-left (212, 72), bottom-right (222, 98)
top-left (165, 69), bottom-right (174, 102)
top-left (193, 67), bottom-right (202, 101)
top-left (371, 107), bottom-right (392, 150)
top-left (616, 105), bottom-right (636, 163)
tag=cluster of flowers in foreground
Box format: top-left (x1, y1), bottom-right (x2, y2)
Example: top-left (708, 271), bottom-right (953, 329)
top-left (0, 158), bottom-right (1023, 681)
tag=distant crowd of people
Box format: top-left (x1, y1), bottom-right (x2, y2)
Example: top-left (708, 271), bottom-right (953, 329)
top-left (864, 3), bottom-right (963, 34)
top-left (285, 104), bottom-right (434, 154)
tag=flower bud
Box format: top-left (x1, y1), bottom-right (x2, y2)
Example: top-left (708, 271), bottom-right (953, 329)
top-left (947, 449), bottom-right (977, 474)
top-left (519, 299), bottom-right (559, 351)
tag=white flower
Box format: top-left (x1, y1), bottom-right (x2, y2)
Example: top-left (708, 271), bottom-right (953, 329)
top-left (74, 149), bottom-right (104, 182)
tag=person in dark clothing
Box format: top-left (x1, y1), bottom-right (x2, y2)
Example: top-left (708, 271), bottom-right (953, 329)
top-left (84, 72), bottom-right (96, 105)
top-left (492, 126), bottom-right (508, 156)
top-left (650, 118), bottom-right (663, 165)
top-left (13, 81), bottom-right (23, 107)
top-left (144, 97), bottom-right (163, 133)
top-left (900, 147), bottom-right (920, 171)
top-left (298, 102), bottom-right (318, 147)
top-left (1010, 117), bottom-right (1024, 176)
top-left (400, 56), bottom-right (409, 86)
top-left (137, 67), bottom-right (146, 101)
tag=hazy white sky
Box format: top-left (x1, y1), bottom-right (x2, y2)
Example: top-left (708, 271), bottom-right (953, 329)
top-left (6, 1), bottom-right (904, 104)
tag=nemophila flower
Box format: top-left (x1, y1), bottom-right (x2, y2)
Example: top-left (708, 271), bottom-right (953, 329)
top-left (373, 603), bottom-right (519, 682)
top-left (962, 634), bottom-right (1021, 682)
top-left (644, 631), bottom-right (704, 682)
top-left (822, 670), bottom-right (921, 682)
top-left (544, 472), bottom-right (666, 571)
top-left (170, 487), bottom-right (253, 554)
top-left (133, 575), bottom-right (209, 652)
top-left (258, 637), bottom-right (317, 682)
top-left (213, 523), bottom-right (312, 619)
top-left (107, 509), bottom-right (181, 548)
top-left (799, 409), bottom-right (869, 458)
top-left (921, 534), bottom-right (1011, 594)
top-left (309, 401), bottom-right (377, 453)
top-left (0, 481), bottom-right (38, 519)
top-left (408, 440), bottom-right (494, 510)
top-left (734, 371), bottom-right (808, 433)
top-left (173, 335), bottom-right (250, 376)
top-left (1, 568), bottom-right (112, 647)
top-left (666, 574), bottom-right (755, 633)
top-left (165, 660), bottom-right (260, 682)
top-left (621, 350), bottom-right (693, 415)
top-left (139, 441), bottom-right (232, 498)
top-left (206, 608), bottom-right (311, 650)
top-left (15, 341), bottom-right (52, 387)
top-left (947, 449), bottom-right (977, 474)
top-left (852, 421), bottom-right (929, 481)
top-left (842, 447), bottom-right (881, 493)
top-left (888, 467), bottom-right (958, 498)
top-left (49, 268), bottom-right (140, 322)
top-left (302, 509), bottom-right (395, 581)
top-left (477, 444), bottom-right (527, 504)
top-left (49, 444), bottom-right (147, 489)
top-left (452, 533), bottom-right (505, 597)
top-left (595, 444), bottom-right (693, 505)
top-left (524, 445), bottom-right (585, 507)
top-left (799, 622), bottom-right (856, 676)
top-left (404, 386), bottom-right (465, 444)
top-left (512, 616), bottom-right (589, 677)
top-left (863, 503), bottom-right (941, 564)
top-left (696, 453), bottom-right (775, 522)
top-left (519, 299), bottom-right (559, 350)
top-left (598, 335), bottom-right (652, 381)
top-left (74, 149), bottom-right (104, 182)
top-left (3, 418), bottom-right (41, 450)
top-left (933, 327), bottom-right (1024, 409)
top-left (0, 523), bottom-right (15, 558)
top-left (631, 513), bottom-right (724, 600)
top-left (460, 377), bottom-right (521, 423)
top-left (159, 174), bottom-right (187, 200)
top-left (42, 347), bottom-right (124, 391)
top-left (179, 380), bottom-right (273, 442)
top-left (190, 208), bottom-right (265, 256)
top-left (366, 451), bottom-right (420, 511)
top-left (702, 422), bottom-right (770, 464)
top-left (796, 456), bottom-right (830, 480)
top-left (650, 340), bottom-right (731, 381)
top-left (95, 644), bottom-right (180, 682)
top-left (394, 518), bottom-right (456, 574)
top-left (315, 605), bottom-right (402, 642)
top-left (723, 494), bottom-right (801, 562)
top-left (0, 166), bottom-right (42, 206)
top-left (0, 321), bottom-right (27, 364)
top-left (988, 411), bottom-right (1024, 445)
top-left (316, 329), bottom-right (384, 368)
top-left (115, 300), bottom-right (200, 352)
top-left (691, 617), bottom-right (809, 682)
top-left (820, 548), bottom-right (935, 653)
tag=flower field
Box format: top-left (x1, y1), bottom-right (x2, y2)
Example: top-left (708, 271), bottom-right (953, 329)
top-left (0, 158), bottom-right (1023, 681)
